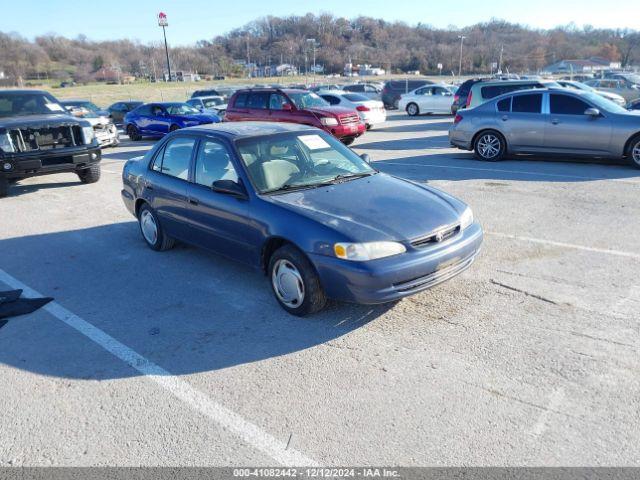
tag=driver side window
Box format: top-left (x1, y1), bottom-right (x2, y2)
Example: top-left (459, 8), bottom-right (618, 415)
top-left (194, 140), bottom-right (238, 187)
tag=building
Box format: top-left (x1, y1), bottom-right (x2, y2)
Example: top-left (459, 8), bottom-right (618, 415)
top-left (543, 57), bottom-right (621, 75)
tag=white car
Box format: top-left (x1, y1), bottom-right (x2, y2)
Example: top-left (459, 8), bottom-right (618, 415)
top-left (186, 96), bottom-right (228, 116)
top-left (398, 84), bottom-right (456, 116)
top-left (318, 90), bottom-right (386, 129)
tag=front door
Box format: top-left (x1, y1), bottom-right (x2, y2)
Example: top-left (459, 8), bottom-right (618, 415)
top-left (544, 93), bottom-right (613, 155)
top-left (186, 138), bottom-right (259, 265)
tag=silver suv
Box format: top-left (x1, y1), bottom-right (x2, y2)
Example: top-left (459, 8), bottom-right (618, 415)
top-left (449, 88), bottom-right (640, 169)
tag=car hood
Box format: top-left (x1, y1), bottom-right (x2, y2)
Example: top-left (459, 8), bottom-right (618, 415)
top-left (266, 173), bottom-right (464, 242)
top-left (0, 113), bottom-right (82, 128)
top-left (305, 106), bottom-right (358, 117)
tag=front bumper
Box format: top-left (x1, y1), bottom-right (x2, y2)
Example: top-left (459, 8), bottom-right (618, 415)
top-left (309, 222), bottom-right (483, 304)
top-left (0, 145), bottom-right (102, 179)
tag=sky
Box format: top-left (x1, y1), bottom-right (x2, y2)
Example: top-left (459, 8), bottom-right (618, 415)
top-left (0, 0), bottom-right (638, 45)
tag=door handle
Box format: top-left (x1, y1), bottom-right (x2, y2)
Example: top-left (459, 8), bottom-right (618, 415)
top-left (501, 115), bottom-right (508, 121)
top-left (551, 119), bottom-right (560, 125)
top-left (189, 198), bottom-right (199, 206)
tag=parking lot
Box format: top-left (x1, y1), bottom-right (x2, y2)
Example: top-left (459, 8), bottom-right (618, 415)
top-left (1, 111), bottom-right (639, 466)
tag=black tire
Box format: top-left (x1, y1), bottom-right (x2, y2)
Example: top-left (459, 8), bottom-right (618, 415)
top-left (627, 135), bottom-right (640, 169)
top-left (127, 124), bottom-right (141, 141)
top-left (169, 124), bottom-right (180, 132)
top-left (77, 164), bottom-right (101, 184)
top-left (0, 178), bottom-right (8, 198)
top-left (341, 137), bottom-right (355, 146)
top-left (406, 103), bottom-right (420, 116)
top-left (137, 204), bottom-right (175, 251)
top-left (268, 244), bottom-right (327, 316)
top-left (473, 130), bottom-right (506, 161)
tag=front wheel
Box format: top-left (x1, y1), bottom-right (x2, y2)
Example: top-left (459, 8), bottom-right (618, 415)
top-left (77, 164), bottom-right (101, 184)
top-left (269, 245), bottom-right (327, 316)
top-left (406, 103), bottom-right (420, 116)
top-left (628, 136), bottom-right (640, 169)
top-left (474, 131), bottom-right (506, 161)
top-left (138, 204), bottom-right (175, 251)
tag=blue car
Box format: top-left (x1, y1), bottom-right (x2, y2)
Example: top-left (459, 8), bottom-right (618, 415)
top-left (121, 122), bottom-right (483, 316)
top-left (124, 102), bottom-right (220, 141)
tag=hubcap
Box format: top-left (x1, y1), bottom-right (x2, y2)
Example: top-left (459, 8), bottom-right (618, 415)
top-left (271, 259), bottom-right (305, 309)
top-left (632, 142), bottom-right (640, 165)
top-left (478, 134), bottom-right (501, 159)
top-left (140, 210), bottom-right (158, 245)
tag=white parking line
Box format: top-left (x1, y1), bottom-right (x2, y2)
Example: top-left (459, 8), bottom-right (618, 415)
top-left (487, 232), bottom-right (640, 260)
top-left (377, 161), bottom-right (639, 183)
top-left (0, 268), bottom-right (319, 467)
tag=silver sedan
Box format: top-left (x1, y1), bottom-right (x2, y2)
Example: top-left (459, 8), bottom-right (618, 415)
top-left (449, 88), bottom-right (640, 169)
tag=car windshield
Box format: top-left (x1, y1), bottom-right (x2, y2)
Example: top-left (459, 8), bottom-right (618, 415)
top-left (235, 131), bottom-right (376, 194)
top-left (166, 103), bottom-right (200, 115)
top-left (202, 98), bottom-right (223, 107)
top-left (0, 92), bottom-right (66, 117)
top-left (581, 92), bottom-right (629, 114)
top-left (287, 92), bottom-right (329, 109)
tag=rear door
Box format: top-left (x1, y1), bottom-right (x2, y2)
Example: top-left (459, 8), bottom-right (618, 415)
top-left (499, 93), bottom-right (545, 151)
top-left (145, 136), bottom-right (197, 240)
top-left (544, 92), bottom-right (612, 154)
top-left (186, 138), bottom-right (258, 264)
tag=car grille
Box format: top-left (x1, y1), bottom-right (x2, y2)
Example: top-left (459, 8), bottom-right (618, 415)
top-left (339, 113), bottom-right (360, 125)
top-left (8, 125), bottom-right (82, 152)
top-left (410, 224), bottom-right (460, 248)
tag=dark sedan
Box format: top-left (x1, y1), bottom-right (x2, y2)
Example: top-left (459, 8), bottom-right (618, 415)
top-left (124, 102), bottom-right (220, 141)
top-left (121, 122), bottom-right (482, 316)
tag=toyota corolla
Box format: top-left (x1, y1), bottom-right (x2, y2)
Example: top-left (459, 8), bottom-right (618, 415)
top-left (121, 122), bottom-right (483, 316)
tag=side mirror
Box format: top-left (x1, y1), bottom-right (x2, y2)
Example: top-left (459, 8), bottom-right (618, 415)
top-left (584, 107), bottom-right (600, 117)
top-left (360, 153), bottom-right (371, 163)
top-left (282, 103), bottom-right (293, 111)
top-left (212, 179), bottom-right (247, 198)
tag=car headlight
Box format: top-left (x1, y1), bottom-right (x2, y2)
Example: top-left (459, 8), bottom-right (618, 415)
top-left (0, 132), bottom-right (15, 153)
top-left (334, 241), bottom-right (406, 261)
top-left (81, 126), bottom-right (95, 144)
top-left (320, 117), bottom-right (339, 126)
top-left (460, 206), bottom-right (474, 230)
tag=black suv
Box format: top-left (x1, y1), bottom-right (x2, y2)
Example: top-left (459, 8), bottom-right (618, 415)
top-left (381, 79), bottom-right (434, 109)
top-left (0, 90), bottom-right (101, 197)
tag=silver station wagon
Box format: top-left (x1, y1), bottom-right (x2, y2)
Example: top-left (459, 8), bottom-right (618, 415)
top-left (449, 88), bottom-right (640, 169)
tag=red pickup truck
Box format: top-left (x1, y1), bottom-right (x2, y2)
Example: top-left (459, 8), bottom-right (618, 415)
top-left (224, 88), bottom-right (366, 145)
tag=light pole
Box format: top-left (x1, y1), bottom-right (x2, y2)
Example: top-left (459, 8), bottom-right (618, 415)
top-left (457, 35), bottom-right (466, 78)
top-left (307, 38), bottom-right (317, 84)
top-left (158, 12), bottom-right (171, 82)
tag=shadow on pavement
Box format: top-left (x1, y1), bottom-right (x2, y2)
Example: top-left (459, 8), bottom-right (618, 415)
top-left (0, 222), bottom-right (392, 380)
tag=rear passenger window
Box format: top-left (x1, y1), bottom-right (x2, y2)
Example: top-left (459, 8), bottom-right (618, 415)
top-left (550, 94), bottom-right (590, 115)
top-left (497, 98), bottom-right (511, 112)
top-left (512, 94), bottom-right (542, 113)
top-left (156, 137), bottom-right (195, 180)
top-left (247, 92), bottom-right (269, 109)
top-left (234, 93), bottom-right (248, 108)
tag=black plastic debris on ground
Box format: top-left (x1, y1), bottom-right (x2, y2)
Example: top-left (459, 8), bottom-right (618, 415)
top-left (0, 289), bottom-right (53, 330)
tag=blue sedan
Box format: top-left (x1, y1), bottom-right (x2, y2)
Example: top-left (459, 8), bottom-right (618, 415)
top-left (124, 102), bottom-right (220, 141)
top-left (121, 122), bottom-right (483, 316)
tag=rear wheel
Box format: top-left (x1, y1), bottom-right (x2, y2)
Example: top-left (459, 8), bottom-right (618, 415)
top-left (474, 130), bottom-right (506, 161)
top-left (628, 136), bottom-right (640, 169)
top-left (127, 124), bottom-right (141, 141)
top-left (341, 137), bottom-right (355, 146)
top-left (268, 245), bottom-right (327, 316)
top-left (406, 103), bottom-right (420, 116)
top-left (77, 164), bottom-right (101, 184)
top-left (138, 204), bottom-right (175, 251)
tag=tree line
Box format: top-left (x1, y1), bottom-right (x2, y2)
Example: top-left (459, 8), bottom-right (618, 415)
top-left (1, 15), bottom-right (639, 83)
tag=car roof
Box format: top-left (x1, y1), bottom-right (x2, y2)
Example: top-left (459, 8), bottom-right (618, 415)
top-left (184, 121), bottom-right (317, 139)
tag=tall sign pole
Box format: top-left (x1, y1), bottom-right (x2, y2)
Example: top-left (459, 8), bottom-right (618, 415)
top-left (158, 12), bottom-right (171, 82)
